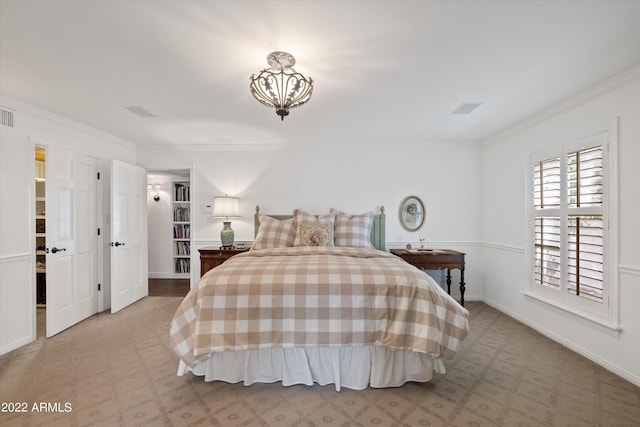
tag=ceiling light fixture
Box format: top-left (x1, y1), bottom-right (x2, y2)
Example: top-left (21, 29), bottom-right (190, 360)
top-left (249, 51), bottom-right (314, 121)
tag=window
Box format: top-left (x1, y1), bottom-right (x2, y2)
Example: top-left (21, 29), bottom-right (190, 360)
top-left (528, 126), bottom-right (617, 325)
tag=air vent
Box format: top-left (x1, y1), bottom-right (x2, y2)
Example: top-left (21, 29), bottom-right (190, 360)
top-left (451, 103), bottom-right (482, 115)
top-left (0, 106), bottom-right (15, 127)
top-left (124, 106), bottom-right (157, 118)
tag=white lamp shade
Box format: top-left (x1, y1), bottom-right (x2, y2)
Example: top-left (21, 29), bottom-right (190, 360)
top-left (213, 196), bottom-right (240, 218)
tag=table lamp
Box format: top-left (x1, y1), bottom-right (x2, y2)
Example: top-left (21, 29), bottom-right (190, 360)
top-left (212, 195), bottom-right (240, 248)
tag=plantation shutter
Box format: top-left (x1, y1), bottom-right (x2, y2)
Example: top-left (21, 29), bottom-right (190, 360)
top-left (533, 158), bottom-right (561, 289)
top-left (532, 145), bottom-right (604, 303)
top-left (566, 146), bottom-right (604, 302)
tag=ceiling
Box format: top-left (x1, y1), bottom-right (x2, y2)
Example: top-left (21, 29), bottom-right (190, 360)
top-left (1, 1), bottom-right (639, 147)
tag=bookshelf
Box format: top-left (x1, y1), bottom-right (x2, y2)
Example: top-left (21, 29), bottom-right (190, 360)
top-left (35, 156), bottom-right (46, 305)
top-left (172, 180), bottom-right (191, 276)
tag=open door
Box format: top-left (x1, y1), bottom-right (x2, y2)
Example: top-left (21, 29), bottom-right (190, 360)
top-left (110, 160), bottom-right (148, 313)
top-left (46, 147), bottom-right (99, 337)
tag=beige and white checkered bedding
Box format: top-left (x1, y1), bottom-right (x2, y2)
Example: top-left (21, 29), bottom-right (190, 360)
top-left (170, 247), bottom-right (469, 368)
top-left (252, 215), bottom-right (295, 249)
top-left (331, 209), bottom-right (375, 248)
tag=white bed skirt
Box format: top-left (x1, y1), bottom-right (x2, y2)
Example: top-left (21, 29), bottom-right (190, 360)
top-left (177, 346), bottom-right (445, 391)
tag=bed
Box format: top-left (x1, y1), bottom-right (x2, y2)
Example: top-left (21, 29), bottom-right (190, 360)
top-left (170, 206), bottom-right (469, 391)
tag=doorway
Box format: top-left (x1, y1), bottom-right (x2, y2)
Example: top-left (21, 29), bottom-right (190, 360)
top-left (35, 146), bottom-right (46, 337)
top-left (146, 168), bottom-right (192, 296)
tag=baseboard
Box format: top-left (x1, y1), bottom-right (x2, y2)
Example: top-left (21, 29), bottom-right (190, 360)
top-left (0, 336), bottom-right (33, 357)
top-left (148, 272), bottom-right (173, 279)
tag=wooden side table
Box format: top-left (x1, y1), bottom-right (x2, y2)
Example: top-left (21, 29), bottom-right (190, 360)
top-left (199, 247), bottom-right (249, 277)
top-left (390, 248), bottom-right (466, 306)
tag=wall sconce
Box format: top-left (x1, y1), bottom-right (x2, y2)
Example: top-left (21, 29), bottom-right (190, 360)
top-left (147, 184), bottom-right (160, 202)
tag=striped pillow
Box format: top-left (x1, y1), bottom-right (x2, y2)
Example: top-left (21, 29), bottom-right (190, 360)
top-left (251, 215), bottom-right (295, 250)
top-left (331, 209), bottom-right (374, 248)
top-left (293, 209), bottom-right (336, 246)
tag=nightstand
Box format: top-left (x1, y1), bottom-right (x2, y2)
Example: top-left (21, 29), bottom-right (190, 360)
top-left (390, 248), bottom-right (466, 306)
top-left (198, 247), bottom-right (250, 277)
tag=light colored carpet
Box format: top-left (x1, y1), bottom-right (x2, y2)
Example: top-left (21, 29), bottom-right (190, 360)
top-left (1, 298), bottom-right (638, 426)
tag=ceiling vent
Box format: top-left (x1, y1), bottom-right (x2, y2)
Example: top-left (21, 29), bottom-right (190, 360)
top-left (0, 106), bottom-right (15, 127)
top-left (451, 103), bottom-right (482, 115)
top-left (124, 106), bottom-right (157, 118)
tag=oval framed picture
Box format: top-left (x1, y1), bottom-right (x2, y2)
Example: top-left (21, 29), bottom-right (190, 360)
top-left (399, 195), bottom-right (425, 231)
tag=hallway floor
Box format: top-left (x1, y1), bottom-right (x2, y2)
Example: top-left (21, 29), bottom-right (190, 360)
top-left (148, 278), bottom-right (189, 297)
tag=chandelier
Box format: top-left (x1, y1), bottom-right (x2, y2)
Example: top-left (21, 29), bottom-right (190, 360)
top-left (249, 51), bottom-right (314, 121)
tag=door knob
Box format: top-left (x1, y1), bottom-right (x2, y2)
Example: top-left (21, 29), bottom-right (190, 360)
top-left (110, 242), bottom-right (126, 247)
top-left (51, 247), bottom-right (66, 254)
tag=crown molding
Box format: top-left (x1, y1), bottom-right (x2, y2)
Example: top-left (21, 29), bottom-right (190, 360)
top-left (136, 139), bottom-right (480, 152)
top-left (482, 64), bottom-right (640, 147)
top-left (0, 95), bottom-right (136, 150)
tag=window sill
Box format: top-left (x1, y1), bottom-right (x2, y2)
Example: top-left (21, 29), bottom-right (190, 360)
top-left (522, 291), bottom-right (622, 337)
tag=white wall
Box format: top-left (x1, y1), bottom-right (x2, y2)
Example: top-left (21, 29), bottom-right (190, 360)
top-left (0, 127), bottom-right (34, 354)
top-left (137, 141), bottom-right (484, 300)
top-left (0, 97), bottom-right (136, 355)
top-left (479, 68), bottom-right (640, 386)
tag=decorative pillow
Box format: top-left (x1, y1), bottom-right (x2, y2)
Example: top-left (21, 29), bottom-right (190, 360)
top-left (251, 215), bottom-right (295, 250)
top-left (297, 223), bottom-right (333, 247)
top-left (293, 209), bottom-right (336, 246)
top-left (330, 209), bottom-right (374, 248)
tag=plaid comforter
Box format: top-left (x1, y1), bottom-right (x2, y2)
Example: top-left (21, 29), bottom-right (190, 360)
top-left (170, 247), bottom-right (469, 368)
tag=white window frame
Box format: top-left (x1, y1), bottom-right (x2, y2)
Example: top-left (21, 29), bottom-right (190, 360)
top-left (524, 120), bottom-right (620, 334)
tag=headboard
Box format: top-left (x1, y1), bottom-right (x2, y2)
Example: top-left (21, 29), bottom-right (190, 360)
top-left (254, 206), bottom-right (386, 251)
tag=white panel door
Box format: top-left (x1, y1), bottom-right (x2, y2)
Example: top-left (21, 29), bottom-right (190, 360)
top-left (74, 154), bottom-right (99, 320)
top-left (110, 160), bottom-right (148, 313)
top-left (46, 148), bottom-right (99, 337)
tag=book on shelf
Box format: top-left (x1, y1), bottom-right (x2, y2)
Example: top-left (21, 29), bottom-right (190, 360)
top-left (174, 184), bottom-right (190, 202)
top-left (174, 258), bottom-right (190, 273)
top-left (173, 206), bottom-right (190, 222)
top-left (173, 224), bottom-right (191, 239)
top-left (174, 241), bottom-right (191, 256)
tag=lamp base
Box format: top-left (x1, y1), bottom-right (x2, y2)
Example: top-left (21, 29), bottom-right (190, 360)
top-left (220, 221), bottom-right (235, 248)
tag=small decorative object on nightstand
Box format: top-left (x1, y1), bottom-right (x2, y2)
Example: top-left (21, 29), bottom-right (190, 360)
top-left (199, 247), bottom-right (249, 277)
top-left (390, 248), bottom-right (466, 306)
top-left (213, 195), bottom-right (241, 248)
